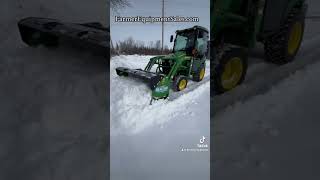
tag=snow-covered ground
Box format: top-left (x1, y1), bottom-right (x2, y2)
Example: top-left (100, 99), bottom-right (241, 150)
top-left (213, 53), bottom-right (320, 180)
top-left (110, 55), bottom-right (210, 180)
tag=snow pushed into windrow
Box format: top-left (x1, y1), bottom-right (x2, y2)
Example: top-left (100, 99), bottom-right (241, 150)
top-left (110, 55), bottom-right (210, 135)
top-left (218, 58), bottom-right (320, 123)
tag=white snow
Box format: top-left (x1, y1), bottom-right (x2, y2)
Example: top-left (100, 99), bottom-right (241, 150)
top-left (214, 53), bottom-right (320, 179)
top-left (216, 55), bottom-right (320, 125)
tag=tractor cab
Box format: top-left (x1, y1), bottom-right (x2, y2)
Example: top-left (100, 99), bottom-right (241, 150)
top-left (143, 26), bottom-right (209, 80)
top-left (172, 26), bottom-right (209, 58)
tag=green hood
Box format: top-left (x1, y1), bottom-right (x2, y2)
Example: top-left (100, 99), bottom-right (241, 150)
top-left (153, 51), bottom-right (190, 62)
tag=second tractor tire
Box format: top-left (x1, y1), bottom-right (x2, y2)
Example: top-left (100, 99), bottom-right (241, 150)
top-left (192, 63), bottom-right (206, 82)
top-left (264, 8), bottom-right (305, 65)
top-left (214, 46), bottom-right (248, 94)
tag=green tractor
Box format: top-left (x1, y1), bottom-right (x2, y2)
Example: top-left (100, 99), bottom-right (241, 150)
top-left (212, 0), bottom-right (308, 94)
top-left (116, 26), bottom-right (209, 101)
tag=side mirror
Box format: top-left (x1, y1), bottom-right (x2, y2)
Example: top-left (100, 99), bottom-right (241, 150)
top-left (170, 35), bottom-right (174, 43)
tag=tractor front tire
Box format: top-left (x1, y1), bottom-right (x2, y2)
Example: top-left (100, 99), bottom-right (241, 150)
top-left (214, 46), bottom-right (248, 94)
top-left (173, 75), bottom-right (188, 92)
top-left (192, 64), bottom-right (206, 82)
top-left (264, 8), bottom-right (305, 65)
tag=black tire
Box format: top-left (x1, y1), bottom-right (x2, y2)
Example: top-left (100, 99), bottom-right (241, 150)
top-left (192, 63), bottom-right (205, 82)
top-left (264, 8), bottom-right (305, 65)
top-left (173, 75), bottom-right (188, 92)
top-left (214, 46), bottom-right (248, 94)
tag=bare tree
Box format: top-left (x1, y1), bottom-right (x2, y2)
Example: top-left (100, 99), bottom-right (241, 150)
top-left (155, 40), bottom-right (161, 50)
top-left (111, 37), bottom-right (172, 56)
top-left (111, 0), bottom-right (131, 12)
top-left (149, 41), bottom-right (154, 49)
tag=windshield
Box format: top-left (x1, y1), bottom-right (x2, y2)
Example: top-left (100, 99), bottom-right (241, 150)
top-left (173, 30), bottom-right (196, 53)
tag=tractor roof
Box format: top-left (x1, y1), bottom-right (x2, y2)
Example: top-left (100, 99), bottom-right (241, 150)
top-left (176, 26), bottom-right (209, 33)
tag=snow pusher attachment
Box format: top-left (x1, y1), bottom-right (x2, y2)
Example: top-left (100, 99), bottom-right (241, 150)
top-left (116, 67), bottom-right (163, 90)
top-left (115, 26), bottom-right (209, 102)
top-left (18, 17), bottom-right (109, 57)
top-left (116, 58), bottom-right (171, 100)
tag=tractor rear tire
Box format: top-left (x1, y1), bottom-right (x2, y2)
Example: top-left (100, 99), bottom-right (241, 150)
top-left (173, 75), bottom-right (188, 92)
top-left (214, 46), bottom-right (248, 94)
top-left (192, 63), bottom-right (206, 82)
top-left (264, 8), bottom-right (305, 65)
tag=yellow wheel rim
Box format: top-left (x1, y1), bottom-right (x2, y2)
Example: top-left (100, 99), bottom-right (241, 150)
top-left (288, 22), bottom-right (303, 55)
top-left (221, 57), bottom-right (244, 90)
top-left (178, 79), bottom-right (187, 90)
top-left (199, 68), bottom-right (205, 80)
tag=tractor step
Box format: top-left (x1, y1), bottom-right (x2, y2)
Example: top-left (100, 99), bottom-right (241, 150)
top-left (116, 67), bottom-right (162, 90)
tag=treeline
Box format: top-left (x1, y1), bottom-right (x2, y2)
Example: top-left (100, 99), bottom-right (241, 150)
top-left (111, 37), bottom-right (172, 56)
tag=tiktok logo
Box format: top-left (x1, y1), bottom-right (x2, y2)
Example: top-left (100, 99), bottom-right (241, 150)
top-left (197, 136), bottom-right (208, 148)
top-left (200, 136), bottom-right (206, 144)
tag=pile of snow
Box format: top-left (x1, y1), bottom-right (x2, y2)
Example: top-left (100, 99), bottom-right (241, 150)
top-left (110, 55), bottom-right (210, 134)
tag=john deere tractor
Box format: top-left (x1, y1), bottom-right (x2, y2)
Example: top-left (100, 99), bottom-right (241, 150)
top-left (212, 0), bottom-right (308, 94)
top-left (116, 26), bottom-right (209, 101)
